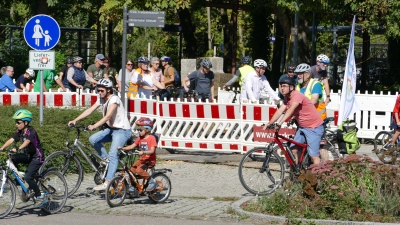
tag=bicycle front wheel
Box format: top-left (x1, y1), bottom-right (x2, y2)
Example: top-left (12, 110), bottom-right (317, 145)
top-left (0, 176), bottom-right (16, 219)
top-left (374, 131), bottom-right (396, 164)
top-left (238, 147), bottom-right (285, 195)
top-left (148, 173), bottom-right (172, 203)
top-left (39, 150), bottom-right (83, 197)
top-left (39, 170), bottom-right (68, 214)
top-left (105, 176), bottom-right (127, 208)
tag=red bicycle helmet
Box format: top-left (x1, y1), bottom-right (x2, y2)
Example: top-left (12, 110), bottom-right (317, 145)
top-left (136, 117), bottom-right (153, 130)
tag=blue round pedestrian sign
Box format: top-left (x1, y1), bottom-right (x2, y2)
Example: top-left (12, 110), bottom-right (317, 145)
top-left (23, 14), bottom-right (60, 51)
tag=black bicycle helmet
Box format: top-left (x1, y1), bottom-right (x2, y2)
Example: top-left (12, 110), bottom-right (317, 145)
top-left (287, 64), bottom-right (296, 72)
top-left (279, 77), bottom-right (296, 86)
top-left (66, 57), bottom-right (73, 64)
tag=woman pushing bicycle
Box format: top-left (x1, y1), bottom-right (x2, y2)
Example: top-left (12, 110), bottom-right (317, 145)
top-left (263, 77), bottom-right (324, 165)
top-left (119, 117), bottom-right (157, 192)
top-left (68, 78), bottom-right (132, 191)
top-left (0, 109), bottom-right (47, 205)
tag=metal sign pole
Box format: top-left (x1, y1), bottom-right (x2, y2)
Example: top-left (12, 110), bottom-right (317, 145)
top-left (40, 70), bottom-right (44, 126)
top-left (121, 6), bottom-right (128, 110)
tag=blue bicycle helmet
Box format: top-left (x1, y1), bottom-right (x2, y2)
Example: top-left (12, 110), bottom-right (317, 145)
top-left (241, 56), bottom-right (251, 65)
top-left (161, 56), bottom-right (171, 62)
top-left (138, 56), bottom-right (149, 64)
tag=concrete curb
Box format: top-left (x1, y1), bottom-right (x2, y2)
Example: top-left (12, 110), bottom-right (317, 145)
top-left (231, 196), bottom-right (399, 225)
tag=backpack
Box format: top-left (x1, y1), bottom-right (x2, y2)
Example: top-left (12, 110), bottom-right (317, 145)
top-left (166, 66), bottom-right (181, 87)
top-left (336, 119), bottom-right (361, 154)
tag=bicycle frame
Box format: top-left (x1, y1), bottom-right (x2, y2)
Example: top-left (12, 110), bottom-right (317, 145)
top-left (270, 129), bottom-right (308, 168)
top-left (1, 155), bottom-right (32, 196)
top-left (65, 126), bottom-right (109, 178)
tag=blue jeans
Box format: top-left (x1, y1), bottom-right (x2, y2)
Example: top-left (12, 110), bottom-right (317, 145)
top-left (89, 128), bottom-right (132, 181)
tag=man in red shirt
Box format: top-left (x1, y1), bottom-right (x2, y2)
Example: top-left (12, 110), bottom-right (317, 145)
top-left (263, 77), bottom-right (324, 165)
top-left (390, 95), bottom-right (400, 146)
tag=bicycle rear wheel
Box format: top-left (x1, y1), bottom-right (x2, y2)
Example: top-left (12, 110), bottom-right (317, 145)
top-left (39, 170), bottom-right (68, 214)
top-left (105, 176), bottom-right (127, 208)
top-left (39, 150), bottom-right (83, 197)
top-left (373, 131), bottom-right (396, 164)
top-left (148, 173), bottom-right (172, 203)
top-left (325, 129), bottom-right (342, 160)
top-left (238, 147), bottom-right (285, 195)
top-left (0, 176), bottom-right (16, 219)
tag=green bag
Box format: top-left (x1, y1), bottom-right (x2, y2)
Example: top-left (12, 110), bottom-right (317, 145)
top-left (336, 119), bottom-right (361, 154)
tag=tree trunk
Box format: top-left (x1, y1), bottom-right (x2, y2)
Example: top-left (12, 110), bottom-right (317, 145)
top-left (207, 7), bottom-right (212, 50)
top-left (221, 8), bottom-right (232, 73)
top-left (387, 38), bottom-right (400, 87)
top-left (361, 30), bottom-right (370, 91)
top-left (297, 18), bottom-right (311, 63)
top-left (271, 18), bottom-right (284, 89)
top-left (177, 8), bottom-right (197, 58)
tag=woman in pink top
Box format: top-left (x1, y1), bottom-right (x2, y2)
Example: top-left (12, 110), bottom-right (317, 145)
top-left (150, 57), bottom-right (165, 90)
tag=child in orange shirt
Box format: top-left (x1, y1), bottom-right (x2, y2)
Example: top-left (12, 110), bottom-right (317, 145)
top-left (121, 117), bottom-right (157, 191)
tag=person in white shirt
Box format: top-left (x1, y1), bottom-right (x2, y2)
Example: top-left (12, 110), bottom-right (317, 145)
top-left (130, 56), bottom-right (164, 99)
top-left (240, 59), bottom-right (280, 104)
top-left (68, 78), bottom-right (132, 191)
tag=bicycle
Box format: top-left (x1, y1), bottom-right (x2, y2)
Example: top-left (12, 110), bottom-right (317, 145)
top-left (0, 149), bottom-right (68, 218)
top-left (105, 149), bottom-right (172, 207)
top-left (238, 121), bottom-right (313, 195)
top-left (224, 87), bottom-right (240, 103)
top-left (373, 129), bottom-right (399, 164)
top-left (38, 124), bottom-right (110, 197)
top-left (321, 117), bottom-right (343, 160)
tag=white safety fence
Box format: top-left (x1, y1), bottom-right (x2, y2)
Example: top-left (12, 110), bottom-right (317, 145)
top-left (0, 88), bottom-right (398, 153)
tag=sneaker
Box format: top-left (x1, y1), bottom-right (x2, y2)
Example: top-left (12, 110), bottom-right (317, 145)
top-left (93, 183), bottom-right (108, 191)
top-left (35, 193), bottom-right (48, 207)
top-left (99, 159), bottom-right (109, 168)
top-left (145, 178), bottom-right (157, 192)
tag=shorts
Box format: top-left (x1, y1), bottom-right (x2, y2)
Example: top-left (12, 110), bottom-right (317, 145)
top-left (290, 124), bottom-right (324, 157)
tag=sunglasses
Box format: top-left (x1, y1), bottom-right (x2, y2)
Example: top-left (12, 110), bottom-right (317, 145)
top-left (126, 63), bottom-right (133, 66)
top-left (288, 70), bottom-right (294, 73)
top-left (136, 129), bottom-right (143, 132)
top-left (97, 89), bottom-right (106, 93)
top-left (77, 61), bottom-right (83, 64)
top-left (16, 121), bottom-right (24, 125)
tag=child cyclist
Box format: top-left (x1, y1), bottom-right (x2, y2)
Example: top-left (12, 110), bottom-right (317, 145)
top-left (0, 109), bottom-right (47, 205)
top-left (120, 117), bottom-right (157, 191)
top-left (390, 94), bottom-right (400, 147)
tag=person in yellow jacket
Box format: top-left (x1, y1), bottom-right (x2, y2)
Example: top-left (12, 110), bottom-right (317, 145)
top-left (294, 63), bottom-right (329, 162)
top-left (223, 56), bottom-right (254, 90)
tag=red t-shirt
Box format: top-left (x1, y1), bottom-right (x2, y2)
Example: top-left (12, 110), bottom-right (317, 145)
top-left (392, 95), bottom-right (400, 122)
top-left (284, 90), bottom-right (323, 128)
top-left (134, 135), bottom-right (157, 163)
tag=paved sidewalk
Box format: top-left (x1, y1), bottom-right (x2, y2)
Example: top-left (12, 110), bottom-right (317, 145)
top-left (12, 143), bottom-right (379, 224)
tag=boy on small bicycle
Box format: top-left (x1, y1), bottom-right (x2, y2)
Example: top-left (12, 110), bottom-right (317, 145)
top-left (120, 117), bottom-right (157, 191)
top-left (0, 109), bottom-right (46, 205)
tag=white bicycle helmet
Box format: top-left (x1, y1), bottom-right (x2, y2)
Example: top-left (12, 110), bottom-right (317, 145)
top-left (161, 56), bottom-right (171, 62)
top-left (25, 68), bottom-right (35, 78)
top-left (316, 54), bottom-right (330, 64)
top-left (96, 78), bottom-right (113, 88)
top-left (253, 59), bottom-right (267, 68)
top-left (72, 56), bottom-right (83, 63)
top-left (294, 63), bottom-right (311, 73)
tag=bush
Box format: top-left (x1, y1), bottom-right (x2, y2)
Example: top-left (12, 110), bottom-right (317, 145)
top-left (243, 155), bottom-right (400, 223)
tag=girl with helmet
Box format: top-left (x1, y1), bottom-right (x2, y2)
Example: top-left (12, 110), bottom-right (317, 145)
top-left (120, 117), bottom-right (158, 191)
top-left (130, 56), bottom-right (164, 99)
top-left (0, 109), bottom-right (47, 205)
top-left (68, 78), bottom-right (132, 191)
top-left (182, 58), bottom-right (215, 102)
top-left (15, 68), bottom-right (35, 92)
top-left (240, 59), bottom-right (280, 104)
top-left (65, 56), bottom-right (97, 92)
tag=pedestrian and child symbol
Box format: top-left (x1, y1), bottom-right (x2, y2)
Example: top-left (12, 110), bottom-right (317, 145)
top-left (32, 19), bottom-right (53, 47)
top-left (24, 15), bottom-right (60, 51)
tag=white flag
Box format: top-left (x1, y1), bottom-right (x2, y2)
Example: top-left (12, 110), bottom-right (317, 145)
top-left (338, 16), bottom-right (360, 125)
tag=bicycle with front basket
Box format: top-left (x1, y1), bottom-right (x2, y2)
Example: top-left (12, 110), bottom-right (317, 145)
top-left (38, 124), bottom-right (111, 197)
top-left (0, 149), bottom-right (68, 218)
top-left (238, 121), bottom-right (312, 195)
top-left (105, 149), bottom-right (172, 207)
